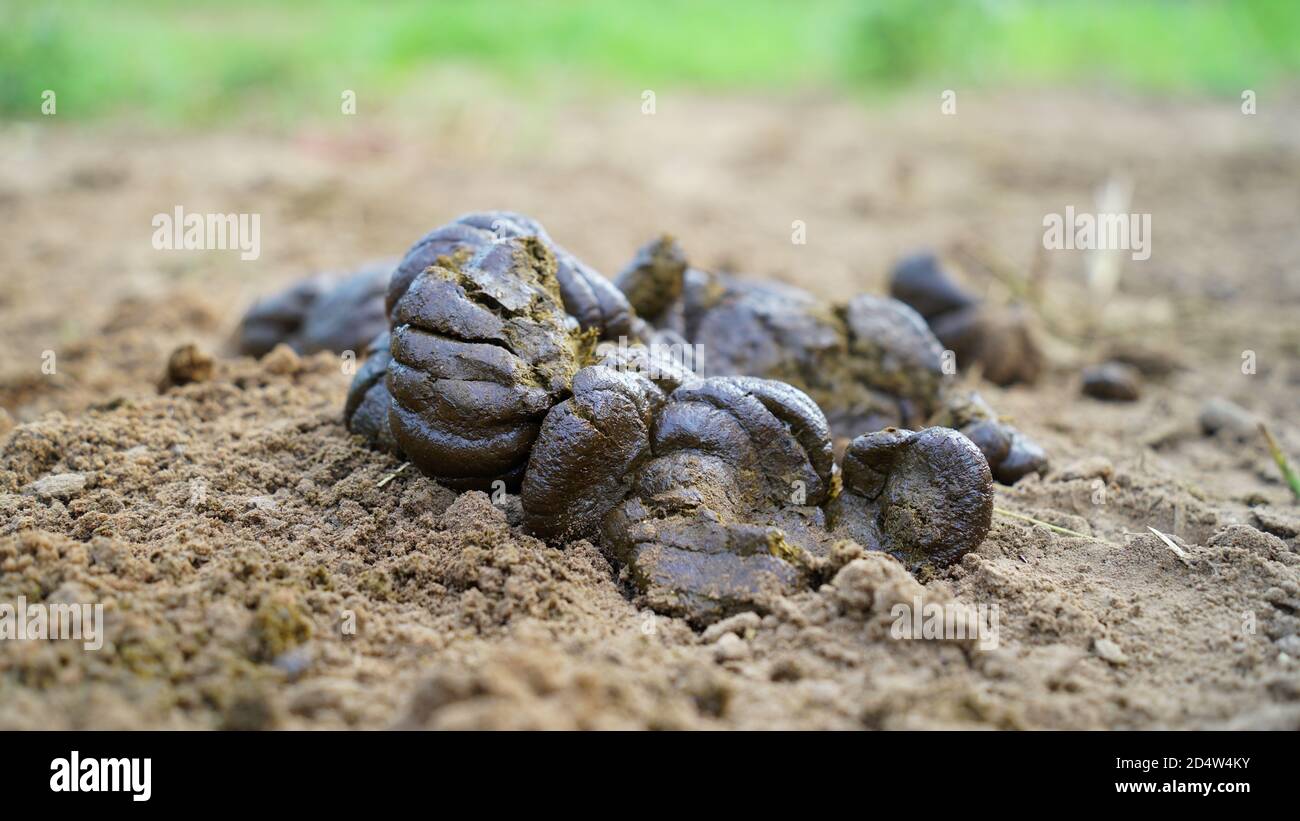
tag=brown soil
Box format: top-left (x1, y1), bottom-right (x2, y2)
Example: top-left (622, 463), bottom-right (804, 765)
top-left (1, 88), bottom-right (1299, 729)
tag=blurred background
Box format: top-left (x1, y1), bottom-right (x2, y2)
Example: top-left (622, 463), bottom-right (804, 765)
top-left (4, 0), bottom-right (1300, 122)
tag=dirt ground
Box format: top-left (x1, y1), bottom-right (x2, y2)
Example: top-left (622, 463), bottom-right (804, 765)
top-left (2, 86), bottom-right (1299, 729)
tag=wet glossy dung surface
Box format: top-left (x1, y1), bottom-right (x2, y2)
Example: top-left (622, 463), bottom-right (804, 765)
top-left (238, 261), bottom-right (392, 358)
top-left (1082, 361), bottom-right (1142, 402)
top-left (889, 251), bottom-right (1042, 387)
top-left (305, 214), bottom-right (1024, 622)
top-left (830, 426), bottom-right (995, 570)
top-left (931, 390), bottom-right (1050, 484)
top-left (386, 237), bottom-right (590, 489)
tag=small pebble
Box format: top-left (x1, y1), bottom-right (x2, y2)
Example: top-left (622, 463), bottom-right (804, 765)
top-left (1093, 638), bottom-right (1128, 665)
top-left (1081, 362), bottom-right (1140, 402)
top-left (272, 645), bottom-right (315, 680)
top-left (1198, 397), bottom-right (1258, 440)
top-left (713, 632), bottom-right (751, 663)
top-left (158, 343), bottom-right (214, 391)
top-left (24, 472), bottom-right (87, 500)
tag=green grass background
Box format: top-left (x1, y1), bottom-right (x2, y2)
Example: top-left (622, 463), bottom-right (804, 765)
top-left (3, 0), bottom-right (1299, 123)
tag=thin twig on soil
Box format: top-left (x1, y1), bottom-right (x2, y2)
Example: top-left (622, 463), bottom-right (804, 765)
top-left (1258, 423), bottom-right (1300, 501)
top-left (376, 461), bottom-right (410, 488)
top-left (993, 506), bottom-right (1113, 545)
top-left (1146, 525), bottom-right (1192, 566)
